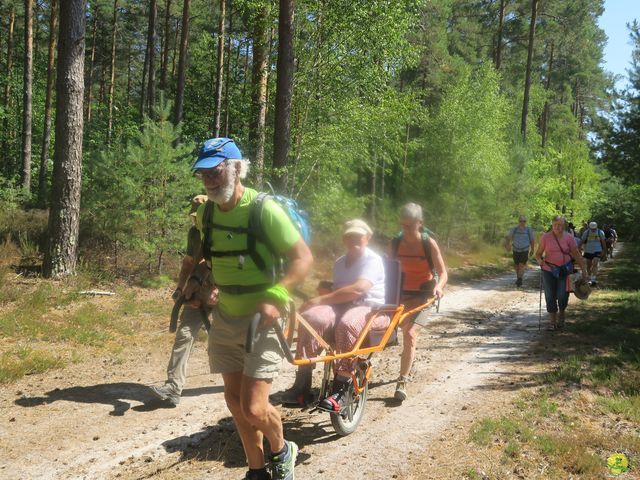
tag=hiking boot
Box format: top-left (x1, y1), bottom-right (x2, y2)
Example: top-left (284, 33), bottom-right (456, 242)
top-left (394, 376), bottom-right (408, 401)
top-left (516, 277), bottom-right (523, 287)
top-left (281, 367), bottom-right (312, 407)
top-left (150, 384), bottom-right (180, 406)
top-left (270, 440), bottom-right (298, 480)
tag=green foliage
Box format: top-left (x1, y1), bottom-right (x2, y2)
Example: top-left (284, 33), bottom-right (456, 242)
top-left (407, 64), bottom-right (510, 242)
top-left (591, 179), bottom-right (640, 239)
top-left (83, 101), bottom-right (200, 274)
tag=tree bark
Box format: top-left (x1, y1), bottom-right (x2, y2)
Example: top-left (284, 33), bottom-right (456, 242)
top-left (85, 15), bottom-right (98, 123)
top-left (43, 0), bottom-right (85, 279)
top-left (173, 0), bottom-right (190, 125)
top-left (146, 0), bottom-right (158, 116)
top-left (171, 17), bottom-right (179, 80)
top-left (272, 0), bottom-right (294, 190)
top-left (212, 0), bottom-right (226, 137)
top-left (126, 44), bottom-right (132, 107)
top-left (495, 0), bottom-right (505, 70)
top-left (21, 0), bottom-right (34, 192)
top-left (106, 0), bottom-right (119, 145)
top-left (2, 6), bottom-right (16, 175)
top-left (248, 5), bottom-right (270, 188)
top-left (541, 40), bottom-right (554, 148)
top-left (520, 0), bottom-right (538, 141)
top-left (159, 0), bottom-right (172, 91)
top-left (37, 0), bottom-right (59, 207)
top-left (224, 8), bottom-right (233, 136)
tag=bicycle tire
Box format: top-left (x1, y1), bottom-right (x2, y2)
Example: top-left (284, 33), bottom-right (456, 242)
top-left (330, 372), bottom-right (368, 436)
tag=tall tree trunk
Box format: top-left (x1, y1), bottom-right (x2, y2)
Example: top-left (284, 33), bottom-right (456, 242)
top-left (106, 0), bottom-right (119, 145)
top-left (85, 15), bottom-right (98, 123)
top-left (2, 6), bottom-right (16, 175)
top-left (248, 5), bottom-right (270, 188)
top-left (540, 40), bottom-right (554, 148)
top-left (223, 8), bottom-right (233, 136)
top-left (173, 0), bottom-right (190, 125)
top-left (272, 0), bottom-right (294, 190)
top-left (43, 0), bottom-right (85, 279)
top-left (126, 44), bottom-right (132, 107)
top-left (495, 0), bottom-right (505, 69)
top-left (520, 0), bottom-right (538, 141)
top-left (212, 0), bottom-right (226, 137)
top-left (146, 0), bottom-right (157, 116)
top-left (21, 0), bottom-right (34, 192)
top-left (171, 16), bottom-right (179, 80)
top-left (139, 25), bottom-right (149, 118)
top-left (160, 0), bottom-right (172, 91)
top-left (37, 0), bottom-right (59, 207)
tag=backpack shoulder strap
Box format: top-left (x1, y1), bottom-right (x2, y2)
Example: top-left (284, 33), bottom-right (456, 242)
top-left (247, 192), bottom-right (275, 281)
top-left (421, 232), bottom-right (435, 275)
top-left (202, 201), bottom-right (215, 261)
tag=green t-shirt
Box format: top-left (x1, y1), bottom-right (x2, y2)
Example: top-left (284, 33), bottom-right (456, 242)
top-left (196, 187), bottom-right (300, 316)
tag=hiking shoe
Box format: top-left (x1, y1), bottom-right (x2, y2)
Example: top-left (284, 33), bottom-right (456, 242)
top-left (516, 277), bottom-right (523, 287)
top-left (242, 469), bottom-right (272, 480)
top-left (281, 368), bottom-right (313, 407)
top-left (150, 384), bottom-right (180, 406)
top-left (270, 440), bottom-right (298, 480)
top-left (394, 377), bottom-right (408, 401)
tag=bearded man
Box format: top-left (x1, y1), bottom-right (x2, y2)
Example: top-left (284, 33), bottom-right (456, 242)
top-left (184, 138), bottom-right (313, 480)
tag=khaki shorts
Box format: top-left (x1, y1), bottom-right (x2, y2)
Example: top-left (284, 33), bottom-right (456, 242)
top-left (208, 306), bottom-right (285, 380)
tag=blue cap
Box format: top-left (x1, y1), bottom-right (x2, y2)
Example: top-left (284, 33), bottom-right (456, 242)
top-left (192, 137), bottom-right (243, 170)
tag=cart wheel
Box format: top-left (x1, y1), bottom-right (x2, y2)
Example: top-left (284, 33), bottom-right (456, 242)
top-left (330, 368), bottom-right (368, 436)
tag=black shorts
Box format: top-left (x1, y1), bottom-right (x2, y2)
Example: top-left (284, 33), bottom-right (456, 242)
top-left (583, 252), bottom-right (602, 260)
top-left (512, 251), bottom-right (529, 265)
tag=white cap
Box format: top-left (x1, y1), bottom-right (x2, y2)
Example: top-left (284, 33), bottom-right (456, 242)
top-left (343, 219), bottom-right (373, 237)
top-left (589, 221), bottom-right (597, 229)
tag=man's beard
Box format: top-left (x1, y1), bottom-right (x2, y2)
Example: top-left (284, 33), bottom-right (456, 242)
top-left (206, 164), bottom-right (236, 205)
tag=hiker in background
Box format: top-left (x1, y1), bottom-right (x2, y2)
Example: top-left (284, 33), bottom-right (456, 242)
top-left (187, 138), bottom-right (313, 480)
top-left (535, 215), bottom-right (588, 331)
top-left (151, 195), bottom-right (216, 406)
top-left (282, 219), bottom-right (388, 412)
top-left (580, 221), bottom-right (607, 286)
top-left (505, 215), bottom-right (535, 287)
top-left (388, 203), bottom-right (447, 401)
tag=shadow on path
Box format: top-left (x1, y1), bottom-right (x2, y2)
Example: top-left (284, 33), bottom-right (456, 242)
top-left (14, 382), bottom-right (223, 416)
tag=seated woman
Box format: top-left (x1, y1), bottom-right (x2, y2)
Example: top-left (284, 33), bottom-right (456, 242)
top-left (282, 219), bottom-right (388, 411)
top-left (387, 203), bottom-right (447, 402)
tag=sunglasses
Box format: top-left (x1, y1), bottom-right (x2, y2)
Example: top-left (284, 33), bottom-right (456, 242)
top-left (194, 162), bottom-right (226, 180)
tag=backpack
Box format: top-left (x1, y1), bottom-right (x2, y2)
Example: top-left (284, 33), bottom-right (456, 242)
top-left (201, 189), bottom-right (311, 293)
top-left (390, 231), bottom-right (435, 276)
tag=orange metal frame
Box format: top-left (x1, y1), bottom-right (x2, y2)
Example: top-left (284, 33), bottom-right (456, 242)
top-left (283, 297), bottom-right (437, 367)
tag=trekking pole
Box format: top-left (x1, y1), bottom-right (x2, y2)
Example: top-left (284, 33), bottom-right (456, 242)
top-left (538, 268), bottom-right (543, 331)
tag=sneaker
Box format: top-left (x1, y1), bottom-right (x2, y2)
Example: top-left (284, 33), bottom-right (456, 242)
top-left (270, 440), bottom-right (298, 480)
top-left (242, 469), bottom-right (272, 480)
top-left (394, 377), bottom-right (408, 401)
top-left (150, 384), bottom-right (180, 406)
top-left (516, 277), bottom-right (523, 287)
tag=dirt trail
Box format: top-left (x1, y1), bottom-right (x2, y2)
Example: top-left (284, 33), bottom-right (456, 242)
top-left (0, 261), bottom-right (601, 480)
